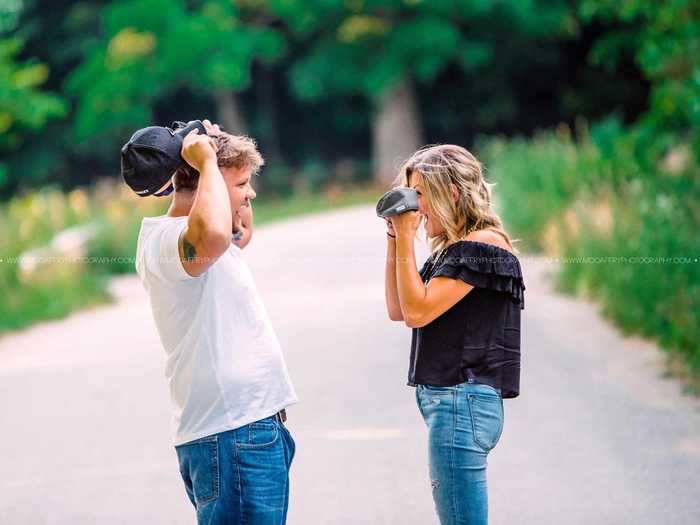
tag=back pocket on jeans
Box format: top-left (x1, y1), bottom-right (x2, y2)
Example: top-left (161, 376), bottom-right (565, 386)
top-left (467, 393), bottom-right (504, 452)
top-left (176, 436), bottom-right (220, 505)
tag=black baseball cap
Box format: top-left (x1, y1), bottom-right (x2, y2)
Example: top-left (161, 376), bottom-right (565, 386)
top-left (120, 120), bottom-right (207, 197)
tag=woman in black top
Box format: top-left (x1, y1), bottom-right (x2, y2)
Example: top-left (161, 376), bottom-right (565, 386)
top-left (384, 144), bottom-right (525, 525)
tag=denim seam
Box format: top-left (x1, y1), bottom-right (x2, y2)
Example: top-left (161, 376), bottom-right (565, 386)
top-left (496, 397), bottom-right (505, 443)
top-left (416, 388), bottom-right (426, 420)
top-left (467, 395), bottom-right (484, 452)
top-left (198, 436), bottom-right (220, 505)
top-left (214, 436), bottom-right (221, 504)
top-left (236, 423), bottom-right (280, 449)
top-left (450, 390), bottom-right (457, 524)
top-left (281, 424), bottom-right (294, 523)
top-left (232, 439), bottom-right (244, 525)
top-left (468, 394), bottom-right (500, 452)
top-left (282, 424), bottom-right (296, 466)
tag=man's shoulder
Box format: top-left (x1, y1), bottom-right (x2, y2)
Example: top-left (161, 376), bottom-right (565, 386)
top-left (135, 215), bottom-right (189, 278)
top-left (138, 215), bottom-right (186, 241)
top-left (141, 214), bottom-right (187, 227)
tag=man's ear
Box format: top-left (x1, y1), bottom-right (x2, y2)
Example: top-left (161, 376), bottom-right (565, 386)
top-left (450, 183), bottom-right (460, 203)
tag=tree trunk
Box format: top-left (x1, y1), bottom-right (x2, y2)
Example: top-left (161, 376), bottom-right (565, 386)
top-left (256, 66), bottom-right (282, 163)
top-left (372, 77), bottom-right (422, 187)
top-left (213, 90), bottom-right (247, 135)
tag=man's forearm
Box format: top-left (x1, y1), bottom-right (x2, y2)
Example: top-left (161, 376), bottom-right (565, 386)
top-left (188, 159), bottom-right (232, 242)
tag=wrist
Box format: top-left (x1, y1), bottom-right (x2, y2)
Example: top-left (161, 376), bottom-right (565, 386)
top-left (396, 231), bottom-right (415, 242)
top-left (197, 157), bottom-right (219, 173)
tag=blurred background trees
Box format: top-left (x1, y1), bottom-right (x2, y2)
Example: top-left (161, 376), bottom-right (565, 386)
top-left (1, 0), bottom-right (654, 197)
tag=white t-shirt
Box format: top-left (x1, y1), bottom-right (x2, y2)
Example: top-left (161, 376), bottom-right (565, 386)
top-left (135, 215), bottom-right (298, 446)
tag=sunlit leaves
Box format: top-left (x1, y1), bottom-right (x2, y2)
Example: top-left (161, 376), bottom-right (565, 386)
top-left (337, 15), bottom-right (389, 43)
top-left (0, 38), bottom-right (65, 141)
top-left (582, 0), bottom-right (700, 157)
top-left (106, 28), bottom-right (156, 68)
top-left (280, 0), bottom-right (571, 100)
top-left (66, 0), bottom-right (286, 145)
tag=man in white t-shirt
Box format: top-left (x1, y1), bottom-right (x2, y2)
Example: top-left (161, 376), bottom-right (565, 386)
top-left (134, 120), bottom-right (298, 525)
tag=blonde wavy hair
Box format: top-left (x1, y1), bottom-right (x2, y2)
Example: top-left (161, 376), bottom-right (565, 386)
top-left (395, 144), bottom-right (519, 255)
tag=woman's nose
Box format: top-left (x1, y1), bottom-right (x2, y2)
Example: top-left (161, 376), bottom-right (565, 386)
top-left (248, 187), bottom-right (257, 200)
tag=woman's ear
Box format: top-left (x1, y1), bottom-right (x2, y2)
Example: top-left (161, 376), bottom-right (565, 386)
top-left (450, 184), bottom-right (460, 203)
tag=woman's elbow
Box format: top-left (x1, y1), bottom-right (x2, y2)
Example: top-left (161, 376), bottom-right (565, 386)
top-left (403, 312), bottom-right (427, 328)
top-left (387, 308), bottom-right (404, 322)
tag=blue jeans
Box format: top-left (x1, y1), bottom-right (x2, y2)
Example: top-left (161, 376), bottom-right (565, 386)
top-left (175, 415), bottom-right (296, 525)
top-left (415, 381), bottom-right (505, 525)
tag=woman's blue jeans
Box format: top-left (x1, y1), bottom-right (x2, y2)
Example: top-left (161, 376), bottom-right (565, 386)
top-left (416, 381), bottom-right (505, 525)
top-left (175, 415), bottom-right (296, 525)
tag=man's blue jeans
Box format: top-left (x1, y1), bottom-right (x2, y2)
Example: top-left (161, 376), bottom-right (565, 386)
top-left (416, 381), bottom-right (505, 525)
top-left (175, 415), bottom-right (296, 525)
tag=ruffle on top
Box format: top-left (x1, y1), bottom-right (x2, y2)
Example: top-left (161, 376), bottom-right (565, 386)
top-left (425, 240), bottom-right (526, 309)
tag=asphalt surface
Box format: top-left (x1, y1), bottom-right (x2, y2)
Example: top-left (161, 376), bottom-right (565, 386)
top-left (1, 204), bottom-right (699, 524)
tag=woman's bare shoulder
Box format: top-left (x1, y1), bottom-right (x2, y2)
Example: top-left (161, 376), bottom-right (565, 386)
top-left (463, 229), bottom-right (514, 255)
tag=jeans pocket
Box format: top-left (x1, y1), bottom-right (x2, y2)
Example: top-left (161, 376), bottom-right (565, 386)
top-left (237, 419), bottom-right (280, 449)
top-left (415, 388), bottom-right (425, 418)
top-left (175, 436), bottom-right (220, 505)
top-left (467, 393), bottom-right (504, 452)
top-left (278, 423), bottom-right (296, 468)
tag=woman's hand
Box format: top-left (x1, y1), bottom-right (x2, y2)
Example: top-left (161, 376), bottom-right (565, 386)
top-left (390, 211), bottom-right (422, 240)
top-left (385, 217), bottom-right (397, 238)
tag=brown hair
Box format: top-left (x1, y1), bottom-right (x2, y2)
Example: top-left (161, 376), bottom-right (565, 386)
top-left (395, 144), bottom-right (519, 254)
top-left (173, 132), bottom-right (264, 192)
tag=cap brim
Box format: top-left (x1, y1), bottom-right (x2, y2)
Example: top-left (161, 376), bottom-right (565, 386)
top-left (153, 181), bottom-right (174, 197)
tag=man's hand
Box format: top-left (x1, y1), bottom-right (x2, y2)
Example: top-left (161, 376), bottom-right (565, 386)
top-left (181, 128), bottom-right (218, 172)
top-left (202, 119), bottom-right (222, 135)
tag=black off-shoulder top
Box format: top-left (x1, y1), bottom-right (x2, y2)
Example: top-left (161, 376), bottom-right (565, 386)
top-left (407, 240), bottom-right (526, 398)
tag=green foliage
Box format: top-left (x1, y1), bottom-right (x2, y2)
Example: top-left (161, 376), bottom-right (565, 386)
top-left (480, 127), bottom-right (597, 250)
top-left (0, 0), bottom-right (651, 196)
top-left (66, 0), bottom-right (286, 148)
top-left (277, 0), bottom-right (572, 101)
top-left (482, 126), bottom-right (700, 379)
top-left (580, 0), bottom-right (700, 158)
top-left (0, 38), bottom-right (66, 189)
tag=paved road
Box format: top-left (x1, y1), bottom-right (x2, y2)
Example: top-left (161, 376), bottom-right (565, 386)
top-left (1, 204), bottom-right (699, 524)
